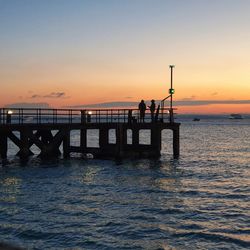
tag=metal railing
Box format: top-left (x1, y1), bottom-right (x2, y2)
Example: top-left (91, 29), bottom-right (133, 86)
top-left (0, 107), bottom-right (174, 125)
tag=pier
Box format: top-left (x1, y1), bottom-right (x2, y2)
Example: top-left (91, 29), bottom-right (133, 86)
top-left (0, 107), bottom-right (180, 159)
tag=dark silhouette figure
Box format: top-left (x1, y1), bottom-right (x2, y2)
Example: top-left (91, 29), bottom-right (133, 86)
top-left (138, 100), bottom-right (146, 122)
top-left (148, 99), bottom-right (156, 122)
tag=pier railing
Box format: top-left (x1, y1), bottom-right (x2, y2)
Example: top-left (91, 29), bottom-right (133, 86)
top-left (0, 108), bottom-right (175, 125)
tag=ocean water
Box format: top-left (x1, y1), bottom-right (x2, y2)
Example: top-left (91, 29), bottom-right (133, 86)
top-left (0, 117), bottom-right (250, 249)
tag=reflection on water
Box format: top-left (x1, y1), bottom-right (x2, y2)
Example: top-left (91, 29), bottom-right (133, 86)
top-left (0, 121), bottom-right (250, 249)
top-left (0, 177), bottom-right (21, 204)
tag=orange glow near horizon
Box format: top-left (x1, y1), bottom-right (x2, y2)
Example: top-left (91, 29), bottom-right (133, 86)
top-left (1, 76), bottom-right (250, 114)
top-left (177, 104), bottom-right (250, 114)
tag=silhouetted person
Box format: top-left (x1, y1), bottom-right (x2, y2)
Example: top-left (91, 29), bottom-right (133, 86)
top-left (148, 99), bottom-right (156, 122)
top-left (138, 100), bottom-right (146, 122)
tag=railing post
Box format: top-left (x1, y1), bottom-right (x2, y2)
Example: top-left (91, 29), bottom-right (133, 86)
top-left (161, 100), bottom-right (164, 122)
top-left (37, 108), bottom-right (41, 124)
top-left (68, 110), bottom-right (73, 124)
top-left (87, 111), bottom-right (91, 123)
top-left (53, 109), bottom-right (57, 124)
top-left (18, 109), bottom-right (21, 124)
top-left (21, 109), bottom-right (24, 124)
top-left (81, 110), bottom-right (86, 124)
top-left (2, 108), bottom-right (5, 124)
top-left (6, 112), bottom-right (12, 124)
top-left (169, 108), bottom-right (174, 123)
top-left (36, 109), bottom-right (38, 124)
top-left (128, 110), bottom-right (132, 124)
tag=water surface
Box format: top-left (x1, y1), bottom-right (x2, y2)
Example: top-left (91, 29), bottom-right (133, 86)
top-left (0, 118), bottom-right (250, 249)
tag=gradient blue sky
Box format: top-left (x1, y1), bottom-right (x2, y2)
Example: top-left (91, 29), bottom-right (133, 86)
top-left (1, 0), bottom-right (250, 113)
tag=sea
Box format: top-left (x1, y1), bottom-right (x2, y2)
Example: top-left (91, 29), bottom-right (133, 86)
top-left (0, 115), bottom-right (249, 250)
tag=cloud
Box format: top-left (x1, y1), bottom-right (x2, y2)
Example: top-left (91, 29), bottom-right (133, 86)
top-left (30, 92), bottom-right (69, 99)
top-left (180, 95), bottom-right (196, 101)
top-left (44, 92), bottom-right (66, 98)
top-left (4, 102), bottom-right (51, 109)
top-left (31, 94), bottom-right (41, 98)
top-left (211, 92), bottom-right (218, 96)
top-left (174, 99), bottom-right (250, 106)
top-left (65, 99), bottom-right (250, 108)
top-left (4, 99), bottom-right (250, 110)
top-left (67, 101), bottom-right (139, 108)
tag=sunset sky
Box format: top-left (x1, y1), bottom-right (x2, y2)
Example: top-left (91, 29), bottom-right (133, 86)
top-left (0, 0), bottom-right (250, 113)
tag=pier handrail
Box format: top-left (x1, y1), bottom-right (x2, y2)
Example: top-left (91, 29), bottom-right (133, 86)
top-left (0, 107), bottom-right (175, 125)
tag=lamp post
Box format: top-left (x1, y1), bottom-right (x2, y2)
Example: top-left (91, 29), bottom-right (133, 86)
top-left (169, 65), bottom-right (175, 109)
top-left (169, 65), bottom-right (175, 123)
top-left (87, 111), bottom-right (92, 123)
top-left (7, 110), bottom-right (13, 124)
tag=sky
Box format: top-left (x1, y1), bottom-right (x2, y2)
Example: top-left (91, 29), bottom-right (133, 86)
top-left (0, 0), bottom-right (250, 114)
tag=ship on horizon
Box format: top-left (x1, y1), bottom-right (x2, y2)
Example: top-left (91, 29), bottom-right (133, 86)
top-left (229, 113), bottom-right (243, 119)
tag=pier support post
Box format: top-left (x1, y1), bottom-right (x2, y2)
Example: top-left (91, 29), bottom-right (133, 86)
top-left (99, 128), bottom-right (109, 148)
top-left (63, 129), bottom-right (70, 158)
top-left (116, 124), bottom-right (126, 158)
top-left (151, 127), bottom-right (161, 157)
top-left (0, 133), bottom-right (7, 159)
top-left (38, 130), bottom-right (61, 157)
top-left (40, 130), bottom-right (53, 145)
top-left (132, 128), bottom-right (139, 146)
top-left (80, 129), bottom-right (87, 152)
top-left (98, 128), bottom-right (111, 157)
top-left (18, 129), bottom-right (33, 158)
top-left (173, 127), bottom-right (180, 159)
top-left (122, 126), bottom-right (127, 145)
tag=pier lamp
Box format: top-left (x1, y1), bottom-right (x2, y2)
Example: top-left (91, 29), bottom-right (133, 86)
top-left (169, 88), bottom-right (175, 94)
top-left (7, 110), bottom-right (13, 124)
top-left (87, 111), bottom-right (92, 123)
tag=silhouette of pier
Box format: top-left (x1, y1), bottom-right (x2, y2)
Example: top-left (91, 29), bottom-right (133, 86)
top-left (0, 107), bottom-right (180, 159)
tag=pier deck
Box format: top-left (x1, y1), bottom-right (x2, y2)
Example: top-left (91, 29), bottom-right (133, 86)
top-left (0, 108), bottom-right (180, 159)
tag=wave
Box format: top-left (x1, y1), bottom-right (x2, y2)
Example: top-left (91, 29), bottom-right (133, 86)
top-left (172, 231), bottom-right (250, 248)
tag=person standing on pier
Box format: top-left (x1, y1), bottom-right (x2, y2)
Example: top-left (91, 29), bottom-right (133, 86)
top-left (149, 99), bottom-right (156, 122)
top-left (138, 100), bottom-right (146, 122)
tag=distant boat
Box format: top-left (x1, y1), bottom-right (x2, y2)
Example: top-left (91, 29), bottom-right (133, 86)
top-left (193, 118), bottom-right (200, 121)
top-left (229, 114), bottom-right (243, 119)
top-left (24, 116), bottom-right (33, 122)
